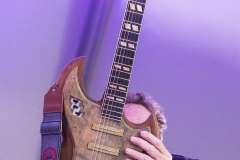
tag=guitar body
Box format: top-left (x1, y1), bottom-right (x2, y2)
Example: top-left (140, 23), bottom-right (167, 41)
top-left (58, 57), bottom-right (159, 160)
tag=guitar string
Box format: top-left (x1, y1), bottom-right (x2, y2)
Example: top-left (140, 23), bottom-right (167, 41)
top-left (94, 1), bottom-right (135, 159)
top-left (97, 1), bottom-right (140, 159)
top-left (91, 0), bottom-right (144, 159)
top-left (90, 1), bottom-right (131, 159)
top-left (97, 0), bottom-right (144, 159)
top-left (97, 1), bottom-right (135, 159)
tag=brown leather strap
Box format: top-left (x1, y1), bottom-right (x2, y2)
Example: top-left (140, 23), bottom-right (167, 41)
top-left (43, 83), bottom-right (63, 113)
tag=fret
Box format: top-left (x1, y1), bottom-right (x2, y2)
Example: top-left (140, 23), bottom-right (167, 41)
top-left (111, 68), bottom-right (132, 76)
top-left (101, 103), bottom-right (123, 111)
top-left (107, 86), bottom-right (127, 94)
top-left (116, 47), bottom-right (135, 58)
top-left (109, 76), bottom-right (129, 86)
top-left (126, 10), bottom-right (143, 16)
top-left (120, 30), bottom-right (139, 42)
top-left (121, 28), bottom-right (140, 36)
top-left (104, 97), bottom-right (125, 105)
top-left (118, 44), bottom-right (136, 51)
top-left (110, 70), bottom-right (130, 80)
top-left (114, 61), bottom-right (133, 67)
top-left (125, 11), bottom-right (143, 24)
top-left (106, 91), bottom-right (125, 100)
top-left (102, 103), bottom-right (124, 112)
top-left (113, 63), bottom-right (132, 73)
top-left (110, 75), bottom-right (129, 81)
top-left (103, 99), bottom-right (124, 108)
top-left (114, 54), bottom-right (134, 60)
top-left (106, 88), bottom-right (127, 98)
top-left (100, 106), bottom-right (123, 119)
top-left (105, 92), bottom-right (126, 101)
top-left (114, 55), bottom-right (133, 67)
top-left (127, 10), bottom-right (143, 16)
top-left (114, 55), bottom-right (133, 66)
top-left (108, 82), bottom-right (129, 91)
top-left (105, 94), bottom-right (125, 103)
top-left (124, 20), bottom-right (141, 26)
top-left (119, 38), bottom-right (137, 45)
top-left (101, 108), bottom-right (123, 115)
top-left (102, 104), bottom-right (123, 110)
top-left (108, 84), bottom-right (118, 91)
top-left (106, 92), bottom-right (126, 101)
top-left (130, 0), bottom-right (146, 4)
top-left (117, 46), bottom-right (135, 53)
top-left (100, 113), bottom-right (122, 121)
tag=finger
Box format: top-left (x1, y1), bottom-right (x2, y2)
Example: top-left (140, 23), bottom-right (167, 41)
top-left (140, 131), bottom-right (170, 156)
top-left (130, 136), bottom-right (163, 159)
top-left (125, 148), bottom-right (153, 160)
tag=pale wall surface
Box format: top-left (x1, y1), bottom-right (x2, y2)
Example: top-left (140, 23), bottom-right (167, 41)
top-left (0, 0), bottom-right (239, 159)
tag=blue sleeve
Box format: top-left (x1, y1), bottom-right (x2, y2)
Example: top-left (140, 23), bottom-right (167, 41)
top-left (172, 154), bottom-right (200, 160)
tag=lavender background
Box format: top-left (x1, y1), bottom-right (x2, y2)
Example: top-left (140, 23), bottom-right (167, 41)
top-left (0, 0), bottom-right (239, 159)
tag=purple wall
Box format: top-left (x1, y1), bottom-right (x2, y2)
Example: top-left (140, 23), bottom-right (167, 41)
top-left (0, 0), bottom-right (239, 159)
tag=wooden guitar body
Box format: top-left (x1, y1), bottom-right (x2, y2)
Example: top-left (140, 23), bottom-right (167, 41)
top-left (57, 57), bottom-right (159, 160)
top-left (54, 1), bottom-right (156, 159)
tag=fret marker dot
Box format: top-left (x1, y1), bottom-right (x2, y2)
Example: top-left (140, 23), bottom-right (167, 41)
top-left (137, 5), bottom-right (143, 12)
top-left (132, 25), bottom-right (139, 32)
top-left (130, 3), bottom-right (136, 10)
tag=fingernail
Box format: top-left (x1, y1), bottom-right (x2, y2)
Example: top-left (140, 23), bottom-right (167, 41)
top-left (125, 148), bottom-right (131, 154)
top-left (141, 130), bottom-right (147, 136)
top-left (130, 136), bottom-right (137, 142)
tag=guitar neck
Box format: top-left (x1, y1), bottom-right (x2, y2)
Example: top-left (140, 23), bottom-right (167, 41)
top-left (101, 0), bottom-right (147, 121)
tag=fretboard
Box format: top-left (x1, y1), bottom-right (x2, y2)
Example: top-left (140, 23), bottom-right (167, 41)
top-left (100, 0), bottom-right (147, 121)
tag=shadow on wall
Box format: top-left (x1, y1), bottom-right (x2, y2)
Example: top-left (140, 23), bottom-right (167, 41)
top-left (55, 0), bottom-right (90, 80)
top-left (56, 0), bottom-right (115, 91)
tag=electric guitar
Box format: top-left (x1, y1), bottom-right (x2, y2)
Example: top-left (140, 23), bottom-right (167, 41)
top-left (57, 0), bottom-right (159, 159)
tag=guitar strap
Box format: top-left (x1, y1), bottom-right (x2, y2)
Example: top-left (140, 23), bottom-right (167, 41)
top-left (40, 84), bottom-right (63, 160)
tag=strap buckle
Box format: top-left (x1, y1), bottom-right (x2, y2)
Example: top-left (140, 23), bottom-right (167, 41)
top-left (40, 120), bottom-right (62, 135)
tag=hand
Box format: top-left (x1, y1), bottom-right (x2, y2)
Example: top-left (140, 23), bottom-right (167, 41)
top-left (125, 131), bottom-right (172, 160)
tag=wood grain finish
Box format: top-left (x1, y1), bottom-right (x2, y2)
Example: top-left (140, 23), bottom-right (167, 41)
top-left (58, 57), bottom-right (158, 160)
top-left (58, 1), bottom-right (158, 159)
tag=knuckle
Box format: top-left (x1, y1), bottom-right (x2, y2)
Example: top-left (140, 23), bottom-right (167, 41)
top-left (146, 145), bottom-right (156, 153)
top-left (156, 140), bottom-right (163, 147)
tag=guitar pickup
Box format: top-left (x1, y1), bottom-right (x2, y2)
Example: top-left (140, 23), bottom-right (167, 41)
top-left (91, 123), bottom-right (124, 137)
top-left (87, 142), bottom-right (119, 156)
